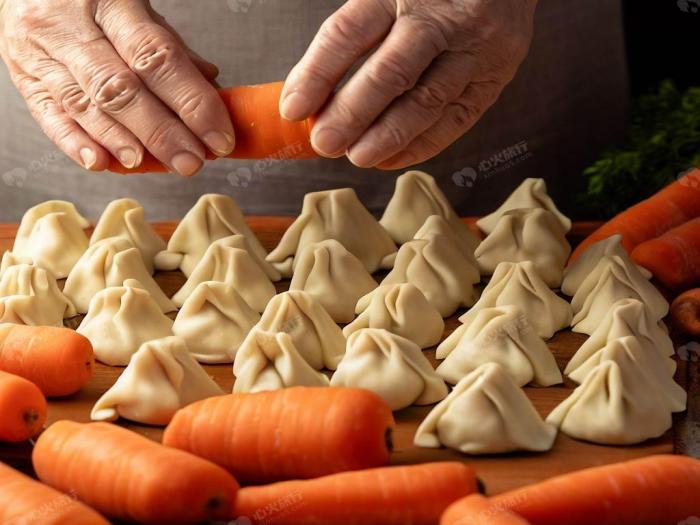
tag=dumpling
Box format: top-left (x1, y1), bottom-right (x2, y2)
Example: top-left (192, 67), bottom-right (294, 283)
top-left (266, 188), bottom-right (397, 277)
top-left (415, 363), bottom-right (556, 454)
top-left (330, 328), bottom-right (448, 411)
top-left (380, 171), bottom-right (477, 247)
top-left (13, 200), bottom-right (89, 253)
top-left (91, 336), bottom-right (223, 425)
top-left (344, 283), bottom-right (444, 349)
top-left (459, 261), bottom-right (572, 339)
top-left (255, 290), bottom-right (345, 370)
top-left (172, 281), bottom-right (260, 364)
top-left (171, 237), bottom-right (276, 311)
top-left (90, 198), bottom-right (166, 274)
top-left (64, 238), bottom-right (175, 313)
top-left (414, 215), bottom-right (480, 262)
top-left (562, 234), bottom-right (652, 296)
top-left (476, 178), bottom-right (571, 234)
top-left (0, 251), bottom-right (33, 275)
top-left (289, 239), bottom-right (377, 323)
top-left (77, 280), bottom-right (174, 366)
top-left (475, 208), bottom-right (571, 287)
top-left (233, 328), bottom-right (330, 393)
top-left (0, 263), bottom-right (76, 320)
top-left (379, 238), bottom-right (480, 318)
top-left (436, 305), bottom-right (562, 387)
top-left (571, 255), bottom-right (669, 334)
top-left (154, 194), bottom-right (270, 278)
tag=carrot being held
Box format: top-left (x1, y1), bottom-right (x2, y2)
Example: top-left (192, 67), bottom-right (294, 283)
top-left (670, 288), bottom-right (700, 336)
top-left (0, 370), bottom-right (46, 442)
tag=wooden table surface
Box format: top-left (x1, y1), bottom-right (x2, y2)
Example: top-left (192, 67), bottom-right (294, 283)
top-left (0, 218), bottom-right (698, 496)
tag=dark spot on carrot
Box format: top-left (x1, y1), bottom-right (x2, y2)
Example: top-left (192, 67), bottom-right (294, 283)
top-left (476, 477), bottom-right (487, 495)
top-left (385, 428), bottom-right (394, 453)
top-left (205, 496), bottom-right (224, 511)
top-left (23, 409), bottom-right (40, 426)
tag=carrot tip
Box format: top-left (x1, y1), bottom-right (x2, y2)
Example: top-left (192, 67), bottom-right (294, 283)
top-left (23, 409), bottom-right (40, 426)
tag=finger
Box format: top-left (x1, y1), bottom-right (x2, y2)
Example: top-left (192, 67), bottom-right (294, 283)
top-left (311, 15), bottom-right (448, 158)
top-left (97, 0), bottom-right (235, 157)
top-left (279, 0), bottom-right (395, 121)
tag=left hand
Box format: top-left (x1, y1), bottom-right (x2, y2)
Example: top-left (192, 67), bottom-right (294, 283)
top-left (280, 0), bottom-right (537, 169)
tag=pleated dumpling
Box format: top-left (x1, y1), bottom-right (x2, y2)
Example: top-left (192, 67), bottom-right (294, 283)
top-left (330, 329), bottom-right (448, 411)
top-left (380, 171), bottom-right (476, 246)
top-left (436, 305), bottom-right (562, 387)
top-left (255, 291), bottom-right (345, 370)
top-left (64, 238), bottom-right (175, 314)
top-left (476, 178), bottom-right (571, 234)
top-left (460, 261), bottom-right (572, 339)
top-left (90, 198), bottom-right (166, 274)
top-left (345, 283), bottom-right (444, 349)
top-left (414, 215), bottom-right (480, 262)
top-left (77, 280), bottom-right (174, 366)
top-left (571, 255), bottom-right (668, 334)
top-left (475, 208), bottom-right (571, 287)
top-left (233, 328), bottom-right (330, 393)
top-left (154, 194), bottom-right (270, 278)
top-left (91, 336), bottom-right (223, 425)
top-left (13, 200), bottom-right (89, 253)
top-left (289, 239), bottom-right (377, 323)
top-left (266, 188), bottom-right (397, 277)
top-left (379, 238), bottom-right (480, 318)
top-left (0, 251), bottom-right (32, 275)
top-left (415, 363), bottom-right (557, 454)
top-left (172, 237), bottom-right (276, 311)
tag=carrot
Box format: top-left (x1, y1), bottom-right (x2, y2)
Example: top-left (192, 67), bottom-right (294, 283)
top-left (32, 421), bottom-right (239, 525)
top-left (108, 81), bottom-right (317, 174)
top-left (631, 217), bottom-right (700, 290)
top-left (0, 324), bottom-right (94, 397)
top-left (670, 288), bottom-right (700, 335)
top-left (0, 461), bottom-right (110, 525)
top-left (0, 370), bottom-right (46, 442)
top-left (163, 387), bottom-right (395, 484)
top-left (233, 462), bottom-right (479, 525)
top-left (441, 495), bottom-right (530, 525)
top-left (571, 168), bottom-right (700, 262)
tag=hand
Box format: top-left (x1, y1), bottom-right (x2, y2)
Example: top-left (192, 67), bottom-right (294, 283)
top-left (0, 0), bottom-right (234, 176)
top-left (280, 0), bottom-right (536, 169)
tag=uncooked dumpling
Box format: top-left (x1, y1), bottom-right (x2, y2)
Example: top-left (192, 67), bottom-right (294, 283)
top-left (0, 251), bottom-right (32, 275)
top-left (64, 238), bottom-right (175, 313)
top-left (459, 261), bottom-right (572, 339)
top-left (171, 237), bottom-right (276, 311)
top-left (414, 215), bottom-right (480, 263)
top-left (233, 328), bottom-right (329, 393)
top-left (77, 280), bottom-right (174, 366)
top-left (255, 290), bottom-right (345, 370)
top-left (380, 171), bottom-right (477, 246)
top-left (476, 178), bottom-right (571, 234)
top-left (415, 363), bottom-right (556, 454)
top-left (344, 283), bottom-right (444, 349)
top-left (436, 305), bottom-right (562, 387)
top-left (0, 263), bottom-right (75, 320)
top-left (90, 198), bottom-right (166, 273)
top-left (289, 239), bottom-right (377, 323)
top-left (330, 328), bottom-right (448, 411)
top-left (379, 238), bottom-right (480, 317)
top-left (154, 194), bottom-right (270, 278)
top-left (172, 281), bottom-right (259, 364)
top-left (91, 336), bottom-right (223, 425)
top-left (475, 208), bottom-right (571, 287)
top-left (571, 255), bottom-right (669, 335)
top-left (266, 188), bottom-right (397, 277)
top-left (13, 200), bottom-right (89, 253)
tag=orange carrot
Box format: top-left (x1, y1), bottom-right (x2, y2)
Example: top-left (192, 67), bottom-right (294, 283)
top-left (441, 495), bottom-right (530, 525)
top-left (0, 370), bottom-right (46, 442)
top-left (631, 218), bottom-right (700, 290)
top-left (670, 288), bottom-right (700, 335)
top-left (490, 455), bottom-right (700, 525)
top-left (0, 461), bottom-right (110, 525)
top-left (32, 421), bottom-right (239, 525)
top-left (571, 168), bottom-right (700, 262)
top-left (234, 462), bottom-right (479, 525)
top-left (0, 324), bottom-right (94, 397)
top-left (163, 387), bottom-right (395, 484)
top-left (108, 81), bottom-right (317, 174)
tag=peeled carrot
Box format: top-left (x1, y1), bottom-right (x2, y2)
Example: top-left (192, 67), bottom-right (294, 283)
top-left (0, 324), bottom-right (94, 397)
top-left (163, 387), bottom-right (395, 484)
top-left (0, 370), bottom-right (46, 442)
top-left (670, 288), bottom-right (700, 335)
top-left (33, 421), bottom-right (239, 525)
top-left (571, 168), bottom-right (700, 262)
top-left (441, 495), bottom-right (530, 525)
top-left (0, 461), bottom-right (110, 525)
top-left (108, 81), bottom-right (317, 174)
top-left (234, 462), bottom-right (479, 525)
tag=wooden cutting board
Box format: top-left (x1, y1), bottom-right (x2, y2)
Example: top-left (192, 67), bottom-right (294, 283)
top-left (0, 218), bottom-right (697, 496)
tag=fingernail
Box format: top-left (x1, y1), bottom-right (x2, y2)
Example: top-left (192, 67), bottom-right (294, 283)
top-left (280, 91), bottom-right (312, 121)
top-left (312, 127), bottom-right (347, 157)
top-left (117, 148), bottom-right (140, 169)
top-left (170, 151), bottom-right (203, 177)
top-left (80, 148), bottom-right (96, 170)
top-left (348, 143), bottom-right (382, 167)
top-left (203, 131), bottom-right (235, 156)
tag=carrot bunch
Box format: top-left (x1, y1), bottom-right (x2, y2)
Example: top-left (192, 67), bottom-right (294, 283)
top-left (0, 370), bottom-right (46, 442)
